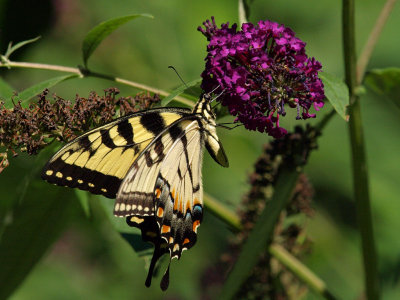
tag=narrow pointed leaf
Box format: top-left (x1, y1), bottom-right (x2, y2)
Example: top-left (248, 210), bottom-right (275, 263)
top-left (219, 167), bottom-right (299, 300)
top-left (4, 36), bottom-right (41, 58)
top-left (160, 78), bottom-right (201, 107)
top-left (364, 68), bottom-right (400, 109)
top-left (320, 72), bottom-right (349, 121)
top-left (82, 14), bottom-right (153, 67)
top-left (18, 74), bottom-right (78, 105)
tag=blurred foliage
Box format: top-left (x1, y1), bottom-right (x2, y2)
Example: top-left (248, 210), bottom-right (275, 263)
top-left (1, 0), bottom-right (400, 299)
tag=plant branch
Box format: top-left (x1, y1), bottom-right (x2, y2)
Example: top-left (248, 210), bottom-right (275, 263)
top-left (204, 193), bottom-right (242, 232)
top-left (0, 60), bottom-right (83, 75)
top-left (0, 60), bottom-right (194, 107)
top-left (343, 0), bottom-right (380, 299)
top-left (357, 0), bottom-right (398, 84)
top-left (315, 109), bottom-right (336, 132)
top-left (270, 244), bottom-right (337, 300)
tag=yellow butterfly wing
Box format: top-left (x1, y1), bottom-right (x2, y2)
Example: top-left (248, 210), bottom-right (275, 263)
top-left (41, 108), bottom-right (190, 198)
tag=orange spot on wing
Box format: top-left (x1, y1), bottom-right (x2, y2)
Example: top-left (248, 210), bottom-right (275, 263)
top-left (173, 190), bottom-right (179, 211)
top-left (179, 198), bottom-right (183, 213)
top-left (193, 198), bottom-right (201, 206)
top-left (183, 238), bottom-right (190, 245)
top-left (161, 225), bottom-right (170, 233)
top-left (157, 207), bottom-right (164, 218)
top-left (186, 200), bottom-right (191, 211)
top-left (171, 188), bottom-right (175, 199)
top-left (155, 188), bottom-right (161, 199)
top-left (192, 220), bottom-right (200, 233)
top-left (169, 236), bottom-right (174, 244)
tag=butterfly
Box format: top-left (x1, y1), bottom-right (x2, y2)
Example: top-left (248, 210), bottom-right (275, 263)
top-left (41, 92), bottom-right (229, 290)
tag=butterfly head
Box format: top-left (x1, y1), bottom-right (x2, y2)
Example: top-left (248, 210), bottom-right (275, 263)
top-left (192, 92), bottom-right (229, 168)
top-left (193, 92), bottom-right (217, 122)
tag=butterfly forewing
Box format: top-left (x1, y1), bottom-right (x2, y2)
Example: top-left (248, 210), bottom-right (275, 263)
top-left (41, 108), bottom-right (190, 198)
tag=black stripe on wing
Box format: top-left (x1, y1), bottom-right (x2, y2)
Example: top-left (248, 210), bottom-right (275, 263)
top-left (41, 157), bottom-right (121, 198)
top-left (42, 107), bottom-right (192, 198)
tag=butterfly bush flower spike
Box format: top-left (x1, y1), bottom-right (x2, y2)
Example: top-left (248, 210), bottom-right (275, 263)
top-left (198, 17), bottom-right (325, 138)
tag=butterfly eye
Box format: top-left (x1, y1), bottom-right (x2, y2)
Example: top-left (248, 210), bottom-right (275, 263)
top-left (203, 93), bottom-right (212, 102)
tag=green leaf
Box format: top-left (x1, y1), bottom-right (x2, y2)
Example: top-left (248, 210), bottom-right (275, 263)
top-left (82, 14), bottom-right (153, 67)
top-left (364, 68), bottom-right (400, 109)
top-left (320, 72), bottom-right (349, 121)
top-left (120, 233), bottom-right (153, 257)
top-left (97, 196), bottom-right (137, 234)
top-left (18, 74), bottom-right (79, 105)
top-left (219, 167), bottom-right (299, 300)
top-left (0, 173), bottom-right (79, 299)
top-left (0, 78), bottom-right (15, 107)
top-left (96, 196), bottom-right (153, 257)
top-left (75, 189), bottom-right (91, 218)
top-left (4, 36), bottom-right (41, 59)
top-left (160, 78), bottom-right (201, 107)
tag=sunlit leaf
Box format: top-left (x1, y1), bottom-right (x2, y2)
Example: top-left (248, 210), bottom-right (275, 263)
top-left (320, 72), bottom-right (349, 121)
top-left (364, 68), bottom-right (400, 110)
top-left (82, 14), bottom-right (153, 67)
top-left (18, 74), bottom-right (79, 105)
top-left (160, 78), bottom-right (201, 107)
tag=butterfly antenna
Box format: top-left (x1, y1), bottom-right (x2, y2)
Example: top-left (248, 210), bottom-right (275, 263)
top-left (168, 66), bottom-right (188, 88)
top-left (217, 122), bottom-right (243, 130)
top-left (210, 87), bottom-right (225, 103)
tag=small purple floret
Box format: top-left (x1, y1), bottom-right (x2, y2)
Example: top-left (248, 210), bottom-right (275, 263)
top-left (198, 17), bottom-right (325, 138)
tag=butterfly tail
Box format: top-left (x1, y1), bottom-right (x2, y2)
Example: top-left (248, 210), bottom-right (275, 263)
top-left (145, 244), bottom-right (162, 287)
top-left (160, 260), bottom-right (171, 291)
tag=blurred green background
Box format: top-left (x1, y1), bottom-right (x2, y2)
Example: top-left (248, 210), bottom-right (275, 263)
top-left (1, 0), bottom-right (400, 299)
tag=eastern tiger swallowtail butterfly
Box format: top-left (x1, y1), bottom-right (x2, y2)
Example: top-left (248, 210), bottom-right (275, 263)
top-left (42, 93), bottom-right (229, 290)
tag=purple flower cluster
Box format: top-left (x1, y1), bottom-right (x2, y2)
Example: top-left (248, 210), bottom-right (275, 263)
top-left (198, 17), bottom-right (325, 138)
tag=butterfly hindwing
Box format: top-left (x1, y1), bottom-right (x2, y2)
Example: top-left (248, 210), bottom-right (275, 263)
top-left (42, 94), bottom-right (229, 291)
top-left (155, 120), bottom-right (204, 258)
top-left (41, 108), bottom-right (190, 198)
top-left (124, 120), bottom-right (204, 290)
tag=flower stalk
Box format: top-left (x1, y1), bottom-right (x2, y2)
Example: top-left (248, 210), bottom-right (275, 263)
top-left (343, 0), bottom-right (380, 299)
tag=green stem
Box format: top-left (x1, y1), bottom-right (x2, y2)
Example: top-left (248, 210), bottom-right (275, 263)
top-left (204, 193), bottom-right (242, 232)
top-left (0, 60), bottom-right (194, 107)
top-left (357, 0), bottom-right (398, 84)
top-left (269, 244), bottom-right (337, 300)
top-left (343, 1), bottom-right (380, 299)
top-left (238, 0), bottom-right (248, 26)
top-left (315, 109), bottom-right (336, 132)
